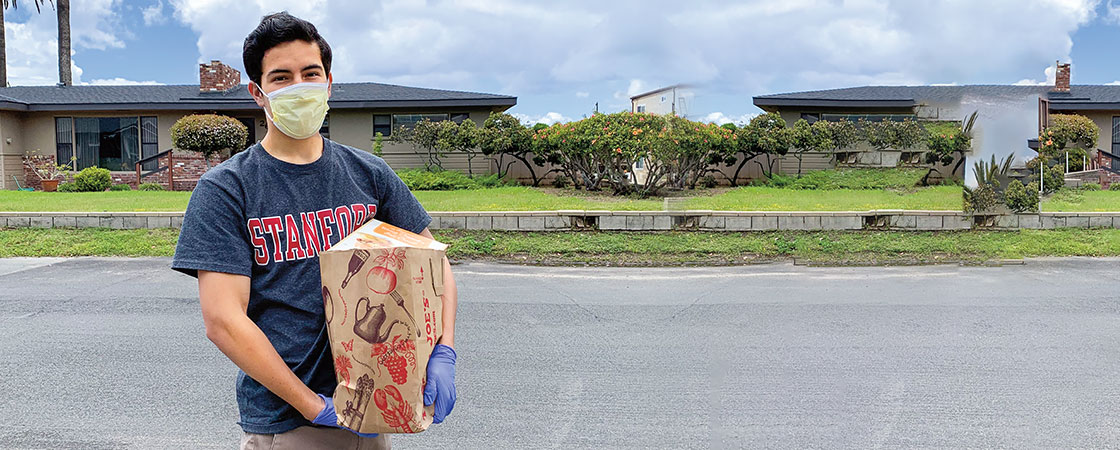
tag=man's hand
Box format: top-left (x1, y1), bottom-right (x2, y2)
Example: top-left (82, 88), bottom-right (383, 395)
top-left (423, 344), bottom-right (457, 423)
top-left (311, 394), bottom-right (380, 438)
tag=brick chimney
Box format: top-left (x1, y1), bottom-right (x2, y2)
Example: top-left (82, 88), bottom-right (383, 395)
top-left (199, 60), bottom-right (241, 92)
top-left (1053, 60), bottom-right (1070, 93)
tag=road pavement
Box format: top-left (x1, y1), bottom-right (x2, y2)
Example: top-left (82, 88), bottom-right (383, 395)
top-left (1, 257), bottom-right (1118, 449)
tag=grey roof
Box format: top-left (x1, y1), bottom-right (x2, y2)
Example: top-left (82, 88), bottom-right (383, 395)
top-left (753, 84), bottom-right (1120, 110)
top-left (0, 82), bottom-right (516, 112)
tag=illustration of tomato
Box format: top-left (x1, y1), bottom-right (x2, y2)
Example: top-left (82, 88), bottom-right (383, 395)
top-left (366, 266), bottom-right (397, 294)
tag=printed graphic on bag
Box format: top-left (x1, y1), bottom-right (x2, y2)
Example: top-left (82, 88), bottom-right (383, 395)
top-left (319, 218), bottom-right (447, 434)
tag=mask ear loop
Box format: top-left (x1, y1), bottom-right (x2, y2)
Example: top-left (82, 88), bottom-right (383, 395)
top-left (252, 81), bottom-right (279, 130)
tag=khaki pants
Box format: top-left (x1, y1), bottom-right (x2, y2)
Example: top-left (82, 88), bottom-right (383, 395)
top-left (240, 425), bottom-right (391, 450)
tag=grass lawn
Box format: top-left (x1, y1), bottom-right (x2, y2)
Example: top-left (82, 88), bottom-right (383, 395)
top-left (0, 185), bottom-right (962, 212)
top-left (680, 186), bottom-right (962, 211)
top-left (2, 227), bottom-right (1118, 265)
top-left (1041, 190), bottom-right (1120, 212)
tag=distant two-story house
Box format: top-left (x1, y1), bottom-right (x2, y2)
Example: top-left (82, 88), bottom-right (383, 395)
top-left (1, 60), bottom-right (516, 190)
top-left (753, 62), bottom-right (1120, 187)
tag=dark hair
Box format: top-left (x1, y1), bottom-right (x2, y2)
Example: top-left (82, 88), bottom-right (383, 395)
top-left (242, 11), bottom-right (332, 86)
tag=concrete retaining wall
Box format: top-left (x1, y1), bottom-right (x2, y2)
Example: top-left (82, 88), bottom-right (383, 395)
top-left (3, 211), bottom-right (1119, 231)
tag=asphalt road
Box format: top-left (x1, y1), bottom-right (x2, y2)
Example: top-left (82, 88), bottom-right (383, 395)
top-left (1, 257), bottom-right (1118, 449)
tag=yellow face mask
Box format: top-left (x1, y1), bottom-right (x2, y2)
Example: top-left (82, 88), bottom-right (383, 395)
top-left (258, 82), bottom-right (330, 139)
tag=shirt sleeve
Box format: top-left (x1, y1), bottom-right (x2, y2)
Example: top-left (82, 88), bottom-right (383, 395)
top-left (372, 157), bottom-right (433, 235)
top-left (171, 177), bottom-right (254, 279)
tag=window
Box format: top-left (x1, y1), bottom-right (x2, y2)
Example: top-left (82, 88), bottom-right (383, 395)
top-left (140, 116), bottom-right (158, 171)
top-left (374, 114), bottom-right (391, 137)
top-left (392, 114), bottom-right (450, 130)
top-left (55, 118), bottom-right (73, 168)
top-left (635, 157), bottom-right (645, 169)
top-left (69, 117), bottom-right (141, 171)
top-left (320, 114), bottom-right (330, 139)
top-left (636, 105), bottom-right (646, 113)
top-left (451, 113), bottom-right (470, 124)
top-left (1112, 116), bottom-right (1120, 153)
top-left (821, 113), bottom-right (916, 123)
top-left (660, 95), bottom-right (666, 103)
top-left (800, 113), bottom-right (820, 124)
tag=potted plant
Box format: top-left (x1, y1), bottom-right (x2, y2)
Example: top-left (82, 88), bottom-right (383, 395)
top-left (24, 150), bottom-right (75, 192)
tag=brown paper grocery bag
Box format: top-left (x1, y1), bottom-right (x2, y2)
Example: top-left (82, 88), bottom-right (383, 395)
top-left (319, 218), bottom-right (447, 434)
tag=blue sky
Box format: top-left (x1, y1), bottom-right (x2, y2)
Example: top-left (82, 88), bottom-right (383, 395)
top-left (6, 0), bottom-right (1120, 126)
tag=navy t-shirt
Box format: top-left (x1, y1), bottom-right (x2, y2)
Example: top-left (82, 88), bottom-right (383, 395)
top-left (170, 136), bottom-right (432, 434)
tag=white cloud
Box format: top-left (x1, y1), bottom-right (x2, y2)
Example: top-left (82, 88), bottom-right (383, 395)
top-left (1106, 0), bottom-right (1120, 23)
top-left (143, 1), bottom-right (168, 26)
top-left (575, 91), bottom-right (589, 98)
top-left (1106, 80), bottom-right (1120, 85)
top-left (1012, 65), bottom-right (1059, 86)
top-left (164, 0), bottom-right (1102, 121)
top-left (82, 77), bottom-right (164, 85)
top-left (4, 0), bottom-right (126, 86)
top-left (512, 112), bottom-right (572, 126)
top-left (702, 112), bottom-right (758, 126)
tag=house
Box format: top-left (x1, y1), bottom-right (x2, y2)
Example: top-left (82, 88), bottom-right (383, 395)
top-left (630, 84), bottom-right (692, 116)
top-left (753, 62), bottom-right (1120, 188)
top-left (1, 60), bottom-right (516, 190)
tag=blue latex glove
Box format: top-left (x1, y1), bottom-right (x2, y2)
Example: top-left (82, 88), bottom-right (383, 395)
top-left (311, 393), bottom-right (380, 438)
top-left (423, 344), bottom-right (457, 424)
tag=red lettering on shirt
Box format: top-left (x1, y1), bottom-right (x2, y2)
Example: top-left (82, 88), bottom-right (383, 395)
top-left (301, 212), bottom-right (322, 258)
top-left (316, 209), bottom-right (335, 250)
top-left (284, 214), bottom-right (307, 261)
top-left (247, 218), bottom-right (268, 265)
top-left (335, 205), bottom-right (353, 237)
top-left (261, 216), bottom-right (284, 263)
top-left (351, 203), bottom-right (368, 229)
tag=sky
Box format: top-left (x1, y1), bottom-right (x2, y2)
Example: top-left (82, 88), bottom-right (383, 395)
top-left (5, 0), bottom-right (1120, 126)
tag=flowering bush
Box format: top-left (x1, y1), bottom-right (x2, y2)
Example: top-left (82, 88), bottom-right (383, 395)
top-left (170, 114), bottom-right (248, 168)
top-left (1033, 113), bottom-right (1097, 172)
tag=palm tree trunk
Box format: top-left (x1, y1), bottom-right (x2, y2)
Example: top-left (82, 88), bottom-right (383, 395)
top-left (57, 0), bottom-right (71, 86)
top-left (0, 5), bottom-right (7, 87)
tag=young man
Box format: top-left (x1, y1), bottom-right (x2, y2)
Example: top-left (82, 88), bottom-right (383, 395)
top-left (171, 12), bottom-right (458, 449)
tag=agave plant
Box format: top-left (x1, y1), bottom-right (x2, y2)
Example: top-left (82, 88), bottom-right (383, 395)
top-left (972, 154), bottom-right (1015, 190)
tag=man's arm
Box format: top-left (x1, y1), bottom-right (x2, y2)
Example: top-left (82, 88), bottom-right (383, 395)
top-left (419, 227), bottom-right (456, 349)
top-left (197, 270), bottom-right (325, 420)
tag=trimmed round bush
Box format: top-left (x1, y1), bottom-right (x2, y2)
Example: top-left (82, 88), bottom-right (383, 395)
top-left (1004, 179), bottom-right (1039, 213)
top-left (138, 182), bottom-right (167, 191)
top-left (109, 183), bottom-right (132, 191)
top-left (74, 167), bottom-right (111, 192)
top-left (57, 182), bottom-right (79, 192)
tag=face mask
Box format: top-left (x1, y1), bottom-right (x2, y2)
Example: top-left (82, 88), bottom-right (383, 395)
top-left (257, 82), bottom-right (330, 139)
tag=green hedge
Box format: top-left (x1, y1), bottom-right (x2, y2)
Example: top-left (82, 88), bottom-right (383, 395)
top-left (764, 168), bottom-right (929, 190)
top-left (395, 169), bottom-right (515, 191)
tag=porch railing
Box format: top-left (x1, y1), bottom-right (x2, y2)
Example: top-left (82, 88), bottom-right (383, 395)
top-left (134, 149), bottom-right (174, 188)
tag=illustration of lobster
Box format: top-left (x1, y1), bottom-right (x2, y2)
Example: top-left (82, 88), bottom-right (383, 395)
top-left (373, 385), bottom-right (414, 433)
top-left (366, 248), bottom-right (406, 295)
top-left (339, 374), bottom-right (376, 431)
top-left (372, 334), bottom-right (416, 385)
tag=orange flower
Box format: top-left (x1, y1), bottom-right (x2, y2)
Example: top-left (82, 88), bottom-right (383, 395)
top-left (1046, 140), bottom-right (1052, 146)
top-left (615, 147), bottom-right (623, 153)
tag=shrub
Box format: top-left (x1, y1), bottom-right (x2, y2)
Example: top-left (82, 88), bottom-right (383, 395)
top-left (472, 173), bottom-right (515, 188)
top-left (1004, 180), bottom-right (1039, 213)
top-left (699, 175), bottom-right (718, 188)
top-left (57, 182), bottom-right (79, 192)
top-left (138, 183), bottom-right (166, 191)
top-left (765, 168), bottom-right (925, 190)
top-left (109, 183), bottom-right (132, 191)
top-left (74, 167), bottom-right (111, 192)
top-left (552, 174), bottom-right (570, 188)
top-left (963, 182), bottom-right (1000, 213)
top-left (1111, 183), bottom-right (1120, 191)
top-left (1078, 182), bottom-right (1101, 191)
top-left (170, 114), bottom-right (248, 169)
top-left (395, 169), bottom-right (479, 191)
